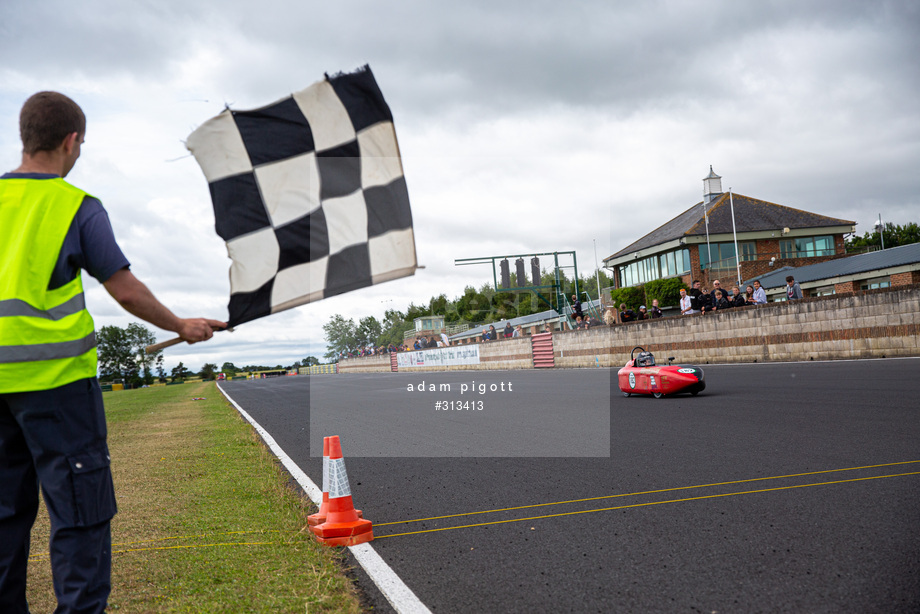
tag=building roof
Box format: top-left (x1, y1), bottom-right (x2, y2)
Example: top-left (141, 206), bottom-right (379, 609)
top-left (746, 242), bottom-right (920, 289)
top-left (606, 193), bottom-right (855, 260)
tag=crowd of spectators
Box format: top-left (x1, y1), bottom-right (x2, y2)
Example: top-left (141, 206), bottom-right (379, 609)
top-left (343, 275), bottom-right (799, 359)
top-left (603, 275), bottom-right (789, 325)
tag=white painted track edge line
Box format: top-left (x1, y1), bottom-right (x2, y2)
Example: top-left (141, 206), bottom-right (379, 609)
top-left (216, 382), bottom-right (432, 614)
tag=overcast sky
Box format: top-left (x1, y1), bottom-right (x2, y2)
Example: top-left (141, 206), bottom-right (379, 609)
top-left (2, 0), bottom-right (918, 371)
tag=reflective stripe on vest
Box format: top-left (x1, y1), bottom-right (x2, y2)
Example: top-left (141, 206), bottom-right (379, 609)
top-left (0, 294), bottom-right (86, 320)
top-left (0, 177), bottom-right (98, 392)
top-left (0, 331), bottom-right (96, 364)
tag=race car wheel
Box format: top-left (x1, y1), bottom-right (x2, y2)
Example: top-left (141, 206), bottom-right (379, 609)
top-left (690, 390), bottom-right (700, 396)
top-left (653, 392), bottom-right (664, 399)
top-left (622, 392), bottom-right (631, 397)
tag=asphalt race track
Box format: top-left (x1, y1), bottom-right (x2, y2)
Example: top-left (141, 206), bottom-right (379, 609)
top-left (220, 358), bottom-right (920, 613)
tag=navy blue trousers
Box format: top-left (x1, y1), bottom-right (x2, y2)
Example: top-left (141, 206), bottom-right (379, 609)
top-left (0, 377), bottom-right (116, 614)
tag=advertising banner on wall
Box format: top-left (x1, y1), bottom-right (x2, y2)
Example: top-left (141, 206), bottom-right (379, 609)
top-left (396, 345), bottom-right (481, 369)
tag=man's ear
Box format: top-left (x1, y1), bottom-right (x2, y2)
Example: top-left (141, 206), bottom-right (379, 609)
top-left (62, 131), bottom-right (80, 153)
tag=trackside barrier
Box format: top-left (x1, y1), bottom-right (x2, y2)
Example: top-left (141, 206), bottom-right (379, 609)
top-left (310, 436), bottom-right (373, 546)
top-left (531, 332), bottom-right (555, 368)
top-left (301, 363), bottom-right (338, 375)
top-left (390, 352), bottom-right (398, 372)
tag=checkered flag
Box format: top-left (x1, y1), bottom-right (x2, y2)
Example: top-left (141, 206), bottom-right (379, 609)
top-left (186, 66), bottom-right (416, 327)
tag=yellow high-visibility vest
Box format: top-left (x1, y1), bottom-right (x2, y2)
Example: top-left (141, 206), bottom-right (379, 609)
top-left (0, 177), bottom-right (97, 393)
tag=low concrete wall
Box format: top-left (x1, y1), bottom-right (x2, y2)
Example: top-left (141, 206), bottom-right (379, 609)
top-left (336, 354), bottom-right (390, 373)
top-left (337, 285), bottom-right (920, 373)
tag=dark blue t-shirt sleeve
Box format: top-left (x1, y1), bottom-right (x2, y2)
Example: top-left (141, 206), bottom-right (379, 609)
top-left (49, 196), bottom-right (130, 290)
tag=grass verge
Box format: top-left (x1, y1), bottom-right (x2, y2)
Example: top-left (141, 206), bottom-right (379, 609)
top-left (27, 381), bottom-right (362, 613)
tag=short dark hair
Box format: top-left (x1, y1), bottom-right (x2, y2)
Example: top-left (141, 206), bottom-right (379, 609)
top-left (20, 91), bottom-right (86, 155)
top-left (692, 280), bottom-right (700, 285)
top-left (786, 275), bottom-right (795, 282)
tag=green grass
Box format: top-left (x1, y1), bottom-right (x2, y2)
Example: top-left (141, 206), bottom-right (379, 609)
top-left (27, 381), bottom-right (362, 613)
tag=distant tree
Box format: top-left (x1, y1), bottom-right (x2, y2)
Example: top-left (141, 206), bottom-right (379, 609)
top-left (155, 353), bottom-right (166, 383)
top-left (377, 309), bottom-right (410, 347)
top-left (170, 362), bottom-right (191, 382)
top-left (221, 361), bottom-right (238, 374)
top-left (356, 315), bottom-right (383, 348)
top-left (404, 302), bottom-right (430, 321)
top-left (303, 356), bottom-right (320, 366)
top-left (428, 294), bottom-right (449, 319)
top-left (127, 323), bottom-right (158, 386)
top-left (323, 314), bottom-right (358, 360)
top-left (97, 325), bottom-right (134, 382)
top-left (199, 363), bottom-right (218, 380)
top-left (97, 323), bottom-right (159, 385)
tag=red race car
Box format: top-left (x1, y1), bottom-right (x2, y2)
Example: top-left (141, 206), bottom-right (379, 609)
top-left (617, 346), bottom-right (705, 398)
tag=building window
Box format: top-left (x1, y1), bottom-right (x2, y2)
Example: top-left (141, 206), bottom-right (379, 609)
top-left (780, 235), bottom-right (834, 259)
top-left (860, 277), bottom-right (890, 290)
top-left (698, 242), bottom-right (737, 270)
top-left (617, 248), bottom-right (691, 287)
top-left (813, 285), bottom-right (835, 296)
top-left (679, 248), bottom-right (691, 273)
top-left (740, 242), bottom-right (757, 261)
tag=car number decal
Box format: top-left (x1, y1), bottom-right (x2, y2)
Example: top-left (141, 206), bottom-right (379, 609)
top-left (628, 372), bottom-right (636, 389)
top-left (677, 368), bottom-right (696, 373)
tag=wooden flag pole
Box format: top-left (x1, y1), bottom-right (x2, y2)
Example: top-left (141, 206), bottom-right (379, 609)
top-left (145, 337), bottom-right (185, 354)
top-left (145, 327), bottom-right (231, 354)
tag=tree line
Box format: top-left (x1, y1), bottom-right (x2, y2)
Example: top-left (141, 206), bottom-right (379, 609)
top-left (96, 324), bottom-right (320, 386)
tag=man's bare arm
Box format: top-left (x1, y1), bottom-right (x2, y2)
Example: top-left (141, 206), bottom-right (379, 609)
top-left (103, 268), bottom-right (226, 343)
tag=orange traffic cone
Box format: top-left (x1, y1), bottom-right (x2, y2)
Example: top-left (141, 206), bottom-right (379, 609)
top-left (308, 437), bottom-right (362, 527)
top-left (310, 436), bottom-right (373, 546)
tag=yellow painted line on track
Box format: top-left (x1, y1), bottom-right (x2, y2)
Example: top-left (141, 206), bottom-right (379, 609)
top-left (374, 459), bottom-right (920, 527)
top-left (375, 471), bottom-right (920, 539)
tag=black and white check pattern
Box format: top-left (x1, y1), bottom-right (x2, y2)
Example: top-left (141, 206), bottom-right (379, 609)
top-left (186, 66), bottom-right (416, 326)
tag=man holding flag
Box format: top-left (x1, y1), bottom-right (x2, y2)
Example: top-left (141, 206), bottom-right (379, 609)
top-left (0, 91), bottom-right (224, 614)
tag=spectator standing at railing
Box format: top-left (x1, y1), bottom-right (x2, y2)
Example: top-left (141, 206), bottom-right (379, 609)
top-left (785, 276), bottom-right (803, 300)
top-left (680, 288), bottom-right (695, 315)
top-left (619, 303), bottom-right (636, 323)
top-left (744, 286), bottom-right (755, 306)
top-left (752, 280), bottom-right (767, 304)
top-left (709, 279), bottom-right (731, 308)
top-left (571, 294), bottom-right (584, 320)
top-left (637, 306), bottom-right (648, 320)
top-left (730, 286), bottom-right (747, 307)
top-left (503, 322), bottom-right (513, 338)
top-left (650, 299), bottom-right (663, 319)
top-left (440, 332), bottom-right (450, 347)
top-left (604, 308), bottom-right (616, 326)
top-left (699, 284), bottom-right (714, 313)
top-left (689, 280), bottom-right (703, 312)
top-left (712, 289), bottom-right (731, 311)
top-left (512, 325), bottom-right (523, 338)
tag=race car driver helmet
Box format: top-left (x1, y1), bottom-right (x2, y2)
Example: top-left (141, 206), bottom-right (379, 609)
top-left (636, 351), bottom-right (655, 367)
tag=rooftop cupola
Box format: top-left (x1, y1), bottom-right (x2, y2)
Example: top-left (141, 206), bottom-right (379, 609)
top-left (703, 166), bottom-right (722, 204)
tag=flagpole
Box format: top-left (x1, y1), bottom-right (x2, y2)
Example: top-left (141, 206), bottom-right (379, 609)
top-left (704, 202), bottom-right (712, 275)
top-left (729, 188), bottom-right (741, 285)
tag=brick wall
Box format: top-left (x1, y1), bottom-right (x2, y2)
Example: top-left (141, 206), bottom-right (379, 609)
top-left (892, 271), bottom-right (920, 286)
top-left (337, 284), bottom-right (920, 373)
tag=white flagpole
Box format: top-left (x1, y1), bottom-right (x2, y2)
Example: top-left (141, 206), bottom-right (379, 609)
top-left (729, 188), bottom-right (741, 285)
top-left (704, 202), bottom-right (712, 273)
